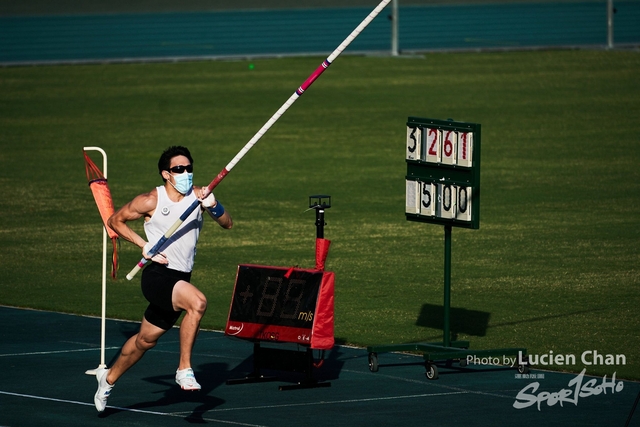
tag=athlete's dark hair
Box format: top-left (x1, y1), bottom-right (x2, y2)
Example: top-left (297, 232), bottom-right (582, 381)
top-left (158, 146), bottom-right (193, 182)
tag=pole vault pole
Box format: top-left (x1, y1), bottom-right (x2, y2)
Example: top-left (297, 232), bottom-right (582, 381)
top-left (126, 0), bottom-right (392, 280)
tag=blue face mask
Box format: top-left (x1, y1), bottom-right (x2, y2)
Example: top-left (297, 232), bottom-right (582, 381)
top-left (170, 172), bottom-right (193, 194)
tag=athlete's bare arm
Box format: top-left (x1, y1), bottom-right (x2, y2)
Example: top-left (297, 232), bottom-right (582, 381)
top-left (108, 189), bottom-right (158, 249)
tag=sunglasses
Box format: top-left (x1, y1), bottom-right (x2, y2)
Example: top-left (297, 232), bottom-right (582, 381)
top-left (167, 164), bottom-right (193, 174)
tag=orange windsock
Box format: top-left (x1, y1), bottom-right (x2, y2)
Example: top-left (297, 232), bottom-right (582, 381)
top-left (84, 151), bottom-right (119, 279)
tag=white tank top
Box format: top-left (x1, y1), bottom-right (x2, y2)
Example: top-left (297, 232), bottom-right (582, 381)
top-left (144, 186), bottom-right (203, 273)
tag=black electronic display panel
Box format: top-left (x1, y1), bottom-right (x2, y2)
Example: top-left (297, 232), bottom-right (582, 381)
top-left (225, 264), bottom-right (335, 349)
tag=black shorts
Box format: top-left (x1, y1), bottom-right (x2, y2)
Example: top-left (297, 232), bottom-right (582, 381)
top-left (141, 262), bottom-right (191, 330)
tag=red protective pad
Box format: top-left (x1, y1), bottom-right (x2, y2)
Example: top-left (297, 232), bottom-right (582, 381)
top-left (310, 271), bottom-right (334, 349)
top-left (315, 238), bottom-right (331, 271)
top-left (225, 265), bottom-right (335, 350)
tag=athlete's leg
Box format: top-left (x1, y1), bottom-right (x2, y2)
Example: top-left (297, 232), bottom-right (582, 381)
top-left (172, 280), bottom-right (207, 370)
top-left (106, 317), bottom-right (167, 384)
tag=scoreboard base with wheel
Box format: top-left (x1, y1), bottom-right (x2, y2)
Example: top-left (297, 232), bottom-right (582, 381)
top-left (366, 342), bottom-right (529, 380)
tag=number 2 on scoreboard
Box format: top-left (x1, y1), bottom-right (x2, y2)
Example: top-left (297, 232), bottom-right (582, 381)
top-left (426, 128), bottom-right (441, 163)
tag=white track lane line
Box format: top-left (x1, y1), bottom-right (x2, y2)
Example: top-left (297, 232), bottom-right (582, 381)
top-left (0, 389), bottom-right (466, 425)
top-left (0, 390), bottom-right (268, 427)
top-left (0, 346), bottom-right (121, 357)
top-left (196, 390), bottom-right (468, 413)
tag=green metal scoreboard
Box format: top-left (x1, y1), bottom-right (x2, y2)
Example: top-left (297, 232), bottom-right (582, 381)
top-left (405, 117), bottom-right (480, 229)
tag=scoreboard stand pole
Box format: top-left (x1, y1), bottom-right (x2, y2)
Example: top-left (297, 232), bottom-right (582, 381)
top-left (443, 224), bottom-right (452, 349)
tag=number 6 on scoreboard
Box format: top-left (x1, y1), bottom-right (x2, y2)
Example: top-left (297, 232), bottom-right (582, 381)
top-left (441, 130), bottom-right (457, 165)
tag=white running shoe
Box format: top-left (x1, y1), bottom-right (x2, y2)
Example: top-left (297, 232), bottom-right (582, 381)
top-left (175, 368), bottom-right (201, 391)
top-left (94, 367), bottom-right (113, 412)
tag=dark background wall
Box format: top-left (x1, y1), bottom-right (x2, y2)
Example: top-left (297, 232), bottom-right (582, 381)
top-left (1, 0), bottom-right (637, 65)
top-left (0, 0), bottom-right (601, 16)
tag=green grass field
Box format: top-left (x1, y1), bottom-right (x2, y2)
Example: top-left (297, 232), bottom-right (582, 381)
top-left (1, 50), bottom-right (638, 379)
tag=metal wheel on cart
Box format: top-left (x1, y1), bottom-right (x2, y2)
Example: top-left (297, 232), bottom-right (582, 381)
top-left (425, 362), bottom-right (439, 380)
top-left (368, 352), bottom-right (379, 372)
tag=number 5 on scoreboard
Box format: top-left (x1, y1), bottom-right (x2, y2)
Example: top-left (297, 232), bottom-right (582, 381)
top-left (420, 182), bottom-right (435, 217)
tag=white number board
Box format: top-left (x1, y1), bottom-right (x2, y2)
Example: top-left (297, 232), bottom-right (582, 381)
top-left (405, 180), bottom-right (472, 222)
top-left (408, 126), bottom-right (474, 168)
top-left (441, 131), bottom-right (457, 165)
top-left (457, 132), bottom-right (473, 167)
top-left (406, 126), bottom-right (421, 161)
top-left (405, 180), bottom-right (420, 214)
top-left (420, 182), bottom-right (436, 217)
top-left (456, 186), bottom-right (472, 222)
